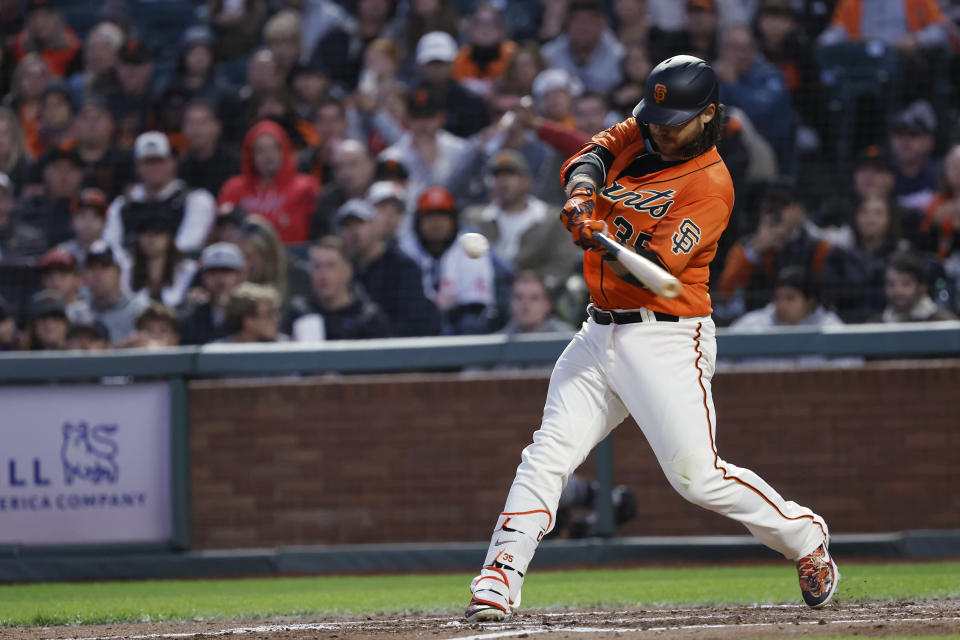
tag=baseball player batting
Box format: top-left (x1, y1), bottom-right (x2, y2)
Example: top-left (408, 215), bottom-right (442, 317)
top-left (465, 55), bottom-right (838, 622)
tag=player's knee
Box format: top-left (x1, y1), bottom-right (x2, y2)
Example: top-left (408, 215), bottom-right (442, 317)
top-left (666, 461), bottom-right (735, 510)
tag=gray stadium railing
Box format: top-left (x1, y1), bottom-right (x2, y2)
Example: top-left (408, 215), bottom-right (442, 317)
top-left (0, 321), bottom-right (957, 555)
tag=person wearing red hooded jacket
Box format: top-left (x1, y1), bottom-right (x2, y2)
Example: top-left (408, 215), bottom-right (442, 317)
top-left (218, 120), bottom-right (319, 244)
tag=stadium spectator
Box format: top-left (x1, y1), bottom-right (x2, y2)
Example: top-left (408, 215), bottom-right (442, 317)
top-left (110, 39), bottom-right (157, 149)
top-left (715, 23), bottom-right (797, 171)
top-left (65, 316), bottom-right (111, 350)
top-left (219, 120), bottom-right (319, 245)
top-left (613, 0), bottom-right (653, 45)
top-left (853, 146), bottom-right (896, 202)
top-left (209, 0), bottom-right (268, 62)
top-left (400, 186), bottom-right (495, 335)
top-left (264, 9), bottom-right (302, 79)
top-left (300, 0), bottom-right (350, 68)
top-left (541, 0), bottom-right (625, 94)
top-left (573, 92), bottom-right (612, 137)
top-left (309, 0), bottom-right (402, 91)
top-left (238, 47), bottom-right (283, 104)
top-left (870, 251), bottom-right (958, 322)
top-left (313, 139), bottom-right (376, 239)
top-left (25, 290), bottom-right (69, 350)
top-left (335, 198), bottom-right (440, 337)
top-left (245, 89), bottom-right (320, 151)
top-left (379, 89), bottom-right (479, 205)
top-left (819, 195), bottom-right (905, 323)
top-left (36, 81), bottom-right (75, 155)
top-left (494, 40), bottom-right (545, 109)
top-left (452, 4), bottom-right (516, 98)
top-left (130, 216), bottom-right (199, 309)
top-left (920, 144), bottom-right (960, 261)
top-left (6, 53), bottom-right (52, 157)
top-left (716, 180), bottom-right (832, 313)
top-left (57, 187), bottom-right (132, 280)
top-left (366, 179), bottom-right (408, 241)
top-left (287, 236), bottom-right (392, 341)
top-left (74, 96), bottom-right (136, 199)
top-left (731, 266), bottom-right (843, 329)
top-left (398, 0), bottom-right (459, 72)
top-left (12, 0), bottom-right (81, 78)
top-left (127, 303), bottom-right (180, 348)
top-left (464, 150), bottom-right (579, 296)
top-left (66, 20), bottom-right (124, 102)
top-left (84, 240), bottom-right (150, 344)
top-left (104, 131), bottom-right (216, 253)
top-left (221, 282), bottom-right (284, 343)
top-left (177, 99), bottom-right (241, 197)
top-left (649, 0), bottom-right (719, 65)
top-left (499, 270), bottom-right (573, 335)
top-left (299, 97), bottom-right (350, 190)
top-left (16, 141), bottom-right (84, 246)
top-left (164, 26), bottom-right (237, 111)
top-left (609, 43), bottom-right (653, 119)
top-left (0, 295), bottom-right (19, 350)
top-left (290, 63), bottom-right (332, 121)
top-left (532, 68), bottom-right (582, 132)
top-left (237, 215), bottom-right (310, 306)
top-left (0, 173), bottom-right (45, 261)
top-left (0, 107), bottom-right (31, 191)
top-left (413, 31), bottom-right (491, 138)
top-left (37, 247), bottom-right (91, 323)
top-left (889, 100), bottom-right (941, 214)
top-left (179, 242), bottom-right (247, 345)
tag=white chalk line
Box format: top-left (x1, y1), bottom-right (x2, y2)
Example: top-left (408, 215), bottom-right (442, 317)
top-left (49, 608), bottom-right (958, 640)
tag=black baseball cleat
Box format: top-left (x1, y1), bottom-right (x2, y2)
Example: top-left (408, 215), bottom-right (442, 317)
top-left (464, 598), bottom-right (506, 622)
top-left (796, 543), bottom-right (840, 607)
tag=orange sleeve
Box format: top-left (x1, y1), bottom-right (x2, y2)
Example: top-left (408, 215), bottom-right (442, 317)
top-left (644, 196), bottom-right (730, 276)
top-left (716, 242), bottom-right (756, 296)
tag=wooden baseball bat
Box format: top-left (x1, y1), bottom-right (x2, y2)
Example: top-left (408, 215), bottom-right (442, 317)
top-left (592, 231), bottom-right (682, 299)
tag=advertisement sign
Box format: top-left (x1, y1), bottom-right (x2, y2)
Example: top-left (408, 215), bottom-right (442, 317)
top-left (0, 382), bottom-right (172, 545)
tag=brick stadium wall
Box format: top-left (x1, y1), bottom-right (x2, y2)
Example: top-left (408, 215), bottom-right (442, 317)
top-left (188, 361), bottom-right (960, 549)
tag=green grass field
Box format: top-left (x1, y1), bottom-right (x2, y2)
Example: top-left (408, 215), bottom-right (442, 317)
top-left (0, 561), bottom-right (958, 627)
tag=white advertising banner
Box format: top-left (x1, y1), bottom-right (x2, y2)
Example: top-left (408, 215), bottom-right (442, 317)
top-left (0, 382), bottom-right (172, 545)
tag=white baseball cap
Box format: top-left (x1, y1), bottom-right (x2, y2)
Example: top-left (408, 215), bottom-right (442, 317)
top-left (416, 31), bottom-right (458, 65)
top-left (134, 131), bottom-right (172, 160)
top-left (200, 242), bottom-right (246, 272)
top-left (367, 180), bottom-right (406, 205)
top-left (532, 68), bottom-right (584, 98)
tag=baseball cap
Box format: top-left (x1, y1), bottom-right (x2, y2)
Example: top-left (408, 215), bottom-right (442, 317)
top-left (687, 0), bottom-right (716, 11)
top-left (367, 180), bottom-right (406, 205)
top-left (85, 239), bottom-right (118, 268)
top-left (416, 31), bottom-right (458, 65)
top-left (0, 173), bottom-right (12, 194)
top-left (336, 198), bottom-right (377, 224)
top-left (568, 0), bottom-right (606, 14)
top-left (39, 247), bottom-right (77, 272)
top-left (215, 201), bottom-right (248, 227)
top-left (28, 290), bottom-right (67, 321)
top-left (375, 156), bottom-right (409, 182)
top-left (407, 87), bottom-right (444, 118)
top-left (73, 187), bottom-right (109, 217)
top-left (200, 242), bottom-right (246, 272)
top-left (134, 131), bottom-right (172, 160)
top-left (855, 145), bottom-right (893, 172)
top-left (182, 24), bottom-right (215, 50)
top-left (532, 69), bottom-right (583, 99)
top-left (119, 38), bottom-right (155, 64)
top-left (42, 141), bottom-right (82, 168)
top-left (893, 100), bottom-right (936, 135)
top-left (487, 149), bottom-right (530, 176)
top-left (417, 186), bottom-right (456, 213)
top-left (67, 316), bottom-right (110, 343)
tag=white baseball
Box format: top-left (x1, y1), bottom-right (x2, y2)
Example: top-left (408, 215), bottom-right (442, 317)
top-left (460, 233), bottom-right (489, 259)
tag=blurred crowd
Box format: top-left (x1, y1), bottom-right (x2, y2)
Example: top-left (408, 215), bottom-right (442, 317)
top-left (1, 0), bottom-right (960, 352)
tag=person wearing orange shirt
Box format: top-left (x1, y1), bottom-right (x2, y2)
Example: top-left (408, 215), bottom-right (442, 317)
top-left (464, 56), bottom-right (838, 623)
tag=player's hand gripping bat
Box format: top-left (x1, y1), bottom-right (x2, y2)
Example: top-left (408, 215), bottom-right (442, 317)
top-left (591, 227), bottom-right (682, 299)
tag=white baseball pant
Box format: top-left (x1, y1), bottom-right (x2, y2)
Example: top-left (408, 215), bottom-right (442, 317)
top-left (479, 314), bottom-right (828, 591)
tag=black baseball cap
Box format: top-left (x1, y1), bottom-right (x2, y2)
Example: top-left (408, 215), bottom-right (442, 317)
top-left (119, 38), bottom-right (155, 64)
top-left (28, 290), bottom-right (67, 321)
top-left (42, 142), bottom-right (83, 168)
top-left (67, 316), bottom-right (110, 342)
top-left (85, 240), bottom-right (119, 268)
top-left (855, 145), bottom-right (893, 172)
top-left (375, 156), bottom-right (409, 181)
top-left (407, 88), bottom-right (444, 118)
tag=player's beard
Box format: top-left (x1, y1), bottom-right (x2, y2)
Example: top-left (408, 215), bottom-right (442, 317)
top-left (672, 104), bottom-right (725, 160)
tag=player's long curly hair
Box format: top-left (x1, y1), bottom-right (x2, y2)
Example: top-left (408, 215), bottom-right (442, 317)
top-left (675, 103), bottom-right (725, 160)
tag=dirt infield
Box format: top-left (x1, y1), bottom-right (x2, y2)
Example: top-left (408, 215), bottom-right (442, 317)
top-left (11, 599), bottom-right (959, 640)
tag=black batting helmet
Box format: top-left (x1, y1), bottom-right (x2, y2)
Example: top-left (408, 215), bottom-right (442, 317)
top-left (632, 55), bottom-right (719, 126)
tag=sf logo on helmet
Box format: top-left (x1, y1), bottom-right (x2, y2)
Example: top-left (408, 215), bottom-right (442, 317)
top-left (653, 83), bottom-right (668, 104)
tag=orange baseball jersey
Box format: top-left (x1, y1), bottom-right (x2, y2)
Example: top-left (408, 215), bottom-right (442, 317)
top-left (560, 118), bottom-right (734, 317)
